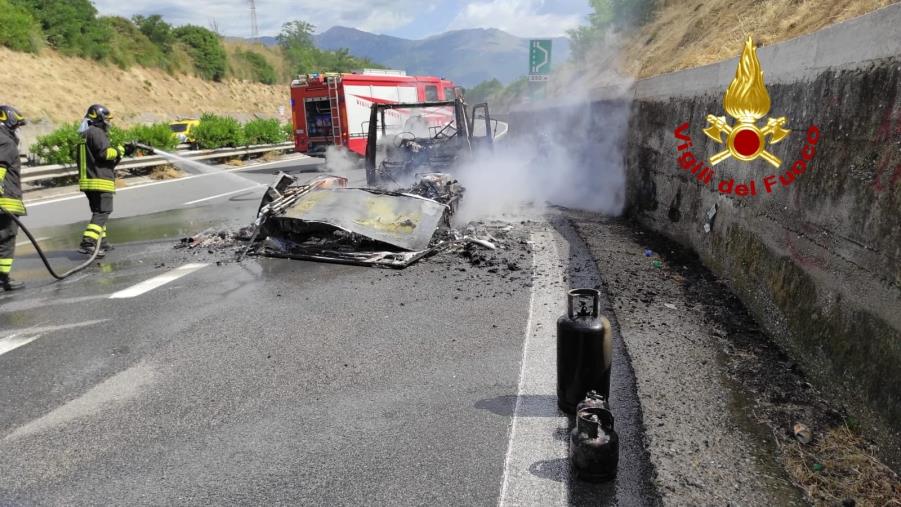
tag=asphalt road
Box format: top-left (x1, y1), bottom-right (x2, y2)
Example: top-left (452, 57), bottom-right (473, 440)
top-left (0, 155), bottom-right (657, 505)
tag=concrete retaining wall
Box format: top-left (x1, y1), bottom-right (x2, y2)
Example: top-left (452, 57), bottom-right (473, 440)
top-left (507, 4), bottom-right (900, 458)
top-left (622, 3), bottom-right (900, 453)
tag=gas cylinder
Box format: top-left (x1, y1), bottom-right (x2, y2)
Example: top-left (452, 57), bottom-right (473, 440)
top-left (570, 405), bottom-right (619, 482)
top-left (557, 288), bottom-right (613, 414)
top-left (576, 390), bottom-right (610, 413)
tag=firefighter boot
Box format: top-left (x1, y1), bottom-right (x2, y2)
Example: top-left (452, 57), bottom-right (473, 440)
top-left (0, 273), bottom-right (24, 291)
top-left (78, 239), bottom-right (106, 258)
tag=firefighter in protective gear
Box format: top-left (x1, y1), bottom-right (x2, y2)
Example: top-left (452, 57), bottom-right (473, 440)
top-left (77, 104), bottom-right (125, 256)
top-left (0, 105), bottom-right (27, 291)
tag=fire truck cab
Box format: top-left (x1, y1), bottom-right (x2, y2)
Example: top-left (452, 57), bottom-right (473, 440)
top-left (289, 69), bottom-right (456, 157)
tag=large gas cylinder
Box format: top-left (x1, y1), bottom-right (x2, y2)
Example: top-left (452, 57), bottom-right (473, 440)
top-left (557, 288), bottom-right (613, 414)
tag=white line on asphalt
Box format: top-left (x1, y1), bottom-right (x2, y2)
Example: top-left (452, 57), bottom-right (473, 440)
top-left (498, 230), bottom-right (570, 507)
top-left (25, 154), bottom-right (310, 207)
top-left (16, 236), bottom-right (48, 247)
top-left (109, 263), bottom-right (209, 299)
top-left (182, 184), bottom-right (265, 206)
top-left (0, 319), bottom-right (109, 357)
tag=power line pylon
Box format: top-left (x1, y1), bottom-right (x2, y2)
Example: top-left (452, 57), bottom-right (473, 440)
top-left (249, 0), bottom-right (260, 43)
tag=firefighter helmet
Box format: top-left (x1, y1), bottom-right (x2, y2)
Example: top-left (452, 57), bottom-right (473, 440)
top-left (85, 104), bottom-right (114, 127)
top-left (0, 105), bottom-right (26, 130)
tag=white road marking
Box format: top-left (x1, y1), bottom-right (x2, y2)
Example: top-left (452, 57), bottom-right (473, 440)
top-left (109, 263), bottom-right (209, 299)
top-left (0, 319), bottom-right (109, 357)
top-left (182, 184), bottom-right (264, 206)
top-left (498, 230), bottom-right (570, 506)
top-left (25, 154), bottom-right (309, 207)
top-left (15, 236), bottom-right (48, 247)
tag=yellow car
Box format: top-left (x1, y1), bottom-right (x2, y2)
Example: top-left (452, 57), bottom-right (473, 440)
top-left (169, 118), bottom-right (201, 145)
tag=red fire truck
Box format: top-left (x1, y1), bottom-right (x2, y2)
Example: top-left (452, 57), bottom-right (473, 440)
top-left (289, 69), bottom-right (457, 156)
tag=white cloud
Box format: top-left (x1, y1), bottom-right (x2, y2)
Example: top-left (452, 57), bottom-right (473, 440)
top-left (448, 0), bottom-right (583, 38)
top-left (92, 0), bottom-right (423, 37)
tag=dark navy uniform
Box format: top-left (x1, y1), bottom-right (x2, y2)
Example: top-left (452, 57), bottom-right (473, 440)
top-left (77, 105), bottom-right (123, 252)
top-left (0, 105), bottom-right (27, 290)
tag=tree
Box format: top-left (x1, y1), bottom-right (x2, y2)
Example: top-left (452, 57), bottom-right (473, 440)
top-left (173, 25), bottom-right (227, 81)
top-left (465, 78), bottom-right (504, 105)
top-left (103, 16), bottom-right (170, 70)
top-left (0, 0), bottom-right (43, 53)
top-left (278, 20), bottom-right (317, 74)
top-left (568, 0), bottom-right (657, 60)
top-left (11, 0), bottom-right (111, 59)
top-left (133, 14), bottom-right (174, 52)
top-left (236, 50), bottom-right (277, 85)
top-left (277, 20), bottom-right (315, 50)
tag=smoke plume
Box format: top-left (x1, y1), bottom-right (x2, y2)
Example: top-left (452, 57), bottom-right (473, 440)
top-left (455, 34), bottom-right (634, 222)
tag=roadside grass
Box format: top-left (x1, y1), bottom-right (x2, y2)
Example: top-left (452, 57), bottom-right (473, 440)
top-left (258, 150), bottom-right (281, 163)
top-left (148, 164), bottom-right (184, 180)
top-left (779, 425), bottom-right (901, 505)
top-left (621, 0), bottom-right (896, 78)
top-left (0, 46), bottom-right (285, 124)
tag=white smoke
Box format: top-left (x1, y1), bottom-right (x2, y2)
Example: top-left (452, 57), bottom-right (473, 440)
top-left (455, 34), bottom-right (634, 222)
top-left (323, 145), bottom-right (361, 177)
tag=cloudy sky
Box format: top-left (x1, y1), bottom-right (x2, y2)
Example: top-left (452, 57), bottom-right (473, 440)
top-left (92, 0), bottom-right (591, 39)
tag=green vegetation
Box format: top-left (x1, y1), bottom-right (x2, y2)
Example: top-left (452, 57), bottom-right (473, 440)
top-left (173, 25), bottom-right (228, 81)
top-left (0, 1), bottom-right (383, 85)
top-left (278, 20), bottom-right (383, 74)
top-left (30, 122), bottom-right (84, 165)
top-left (233, 49), bottom-right (277, 85)
top-left (568, 0), bottom-right (658, 60)
top-left (132, 14), bottom-right (174, 52)
top-left (124, 123), bottom-right (179, 151)
top-left (11, 0), bottom-right (111, 59)
top-left (104, 16), bottom-right (168, 70)
top-left (243, 119), bottom-right (287, 145)
top-left (0, 0), bottom-right (43, 53)
top-left (281, 123), bottom-right (294, 140)
top-left (463, 0), bottom-right (661, 107)
top-left (32, 122), bottom-right (179, 164)
top-left (192, 114), bottom-right (245, 149)
top-left (465, 79), bottom-right (504, 106)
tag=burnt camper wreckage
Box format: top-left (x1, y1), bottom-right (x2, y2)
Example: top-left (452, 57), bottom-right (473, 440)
top-left (241, 98), bottom-right (501, 268)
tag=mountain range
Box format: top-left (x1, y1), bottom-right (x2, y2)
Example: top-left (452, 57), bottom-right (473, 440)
top-left (302, 27), bottom-right (570, 87)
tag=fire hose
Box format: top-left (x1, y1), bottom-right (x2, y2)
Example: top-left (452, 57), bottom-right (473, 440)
top-left (1, 206), bottom-right (103, 280)
top-left (0, 141), bottom-right (153, 281)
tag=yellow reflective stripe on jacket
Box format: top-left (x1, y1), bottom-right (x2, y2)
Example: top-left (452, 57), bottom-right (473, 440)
top-left (104, 147), bottom-right (119, 160)
top-left (0, 166), bottom-right (6, 181)
top-left (79, 178), bottom-right (116, 193)
top-left (0, 197), bottom-right (26, 215)
top-left (78, 143), bottom-right (87, 181)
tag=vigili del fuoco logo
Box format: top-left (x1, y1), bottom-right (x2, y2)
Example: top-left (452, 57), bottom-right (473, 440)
top-left (673, 37), bottom-right (821, 197)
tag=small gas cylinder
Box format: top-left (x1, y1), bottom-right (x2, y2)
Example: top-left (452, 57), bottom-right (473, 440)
top-left (576, 390), bottom-right (610, 413)
top-left (557, 288), bottom-right (613, 414)
top-left (570, 406), bottom-right (619, 482)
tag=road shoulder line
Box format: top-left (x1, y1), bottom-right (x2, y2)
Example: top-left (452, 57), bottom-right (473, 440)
top-left (498, 229), bottom-right (569, 506)
top-left (109, 263), bottom-right (209, 299)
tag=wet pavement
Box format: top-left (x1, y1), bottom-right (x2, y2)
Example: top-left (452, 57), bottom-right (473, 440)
top-left (0, 156), bottom-right (663, 505)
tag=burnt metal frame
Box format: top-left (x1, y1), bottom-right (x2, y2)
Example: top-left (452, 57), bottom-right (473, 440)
top-left (365, 99), bottom-right (476, 186)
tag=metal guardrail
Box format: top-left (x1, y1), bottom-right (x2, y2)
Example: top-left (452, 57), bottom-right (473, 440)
top-left (21, 142), bottom-right (295, 184)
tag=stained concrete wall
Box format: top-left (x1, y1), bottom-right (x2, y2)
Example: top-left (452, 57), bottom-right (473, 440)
top-left (620, 3), bottom-right (901, 454)
top-left (506, 5), bottom-right (900, 458)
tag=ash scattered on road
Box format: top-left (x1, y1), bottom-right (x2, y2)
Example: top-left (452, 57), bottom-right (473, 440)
top-left (170, 220), bottom-right (535, 283)
top-left (568, 211), bottom-right (899, 506)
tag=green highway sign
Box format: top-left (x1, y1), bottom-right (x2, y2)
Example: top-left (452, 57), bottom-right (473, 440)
top-left (529, 39), bottom-right (552, 76)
